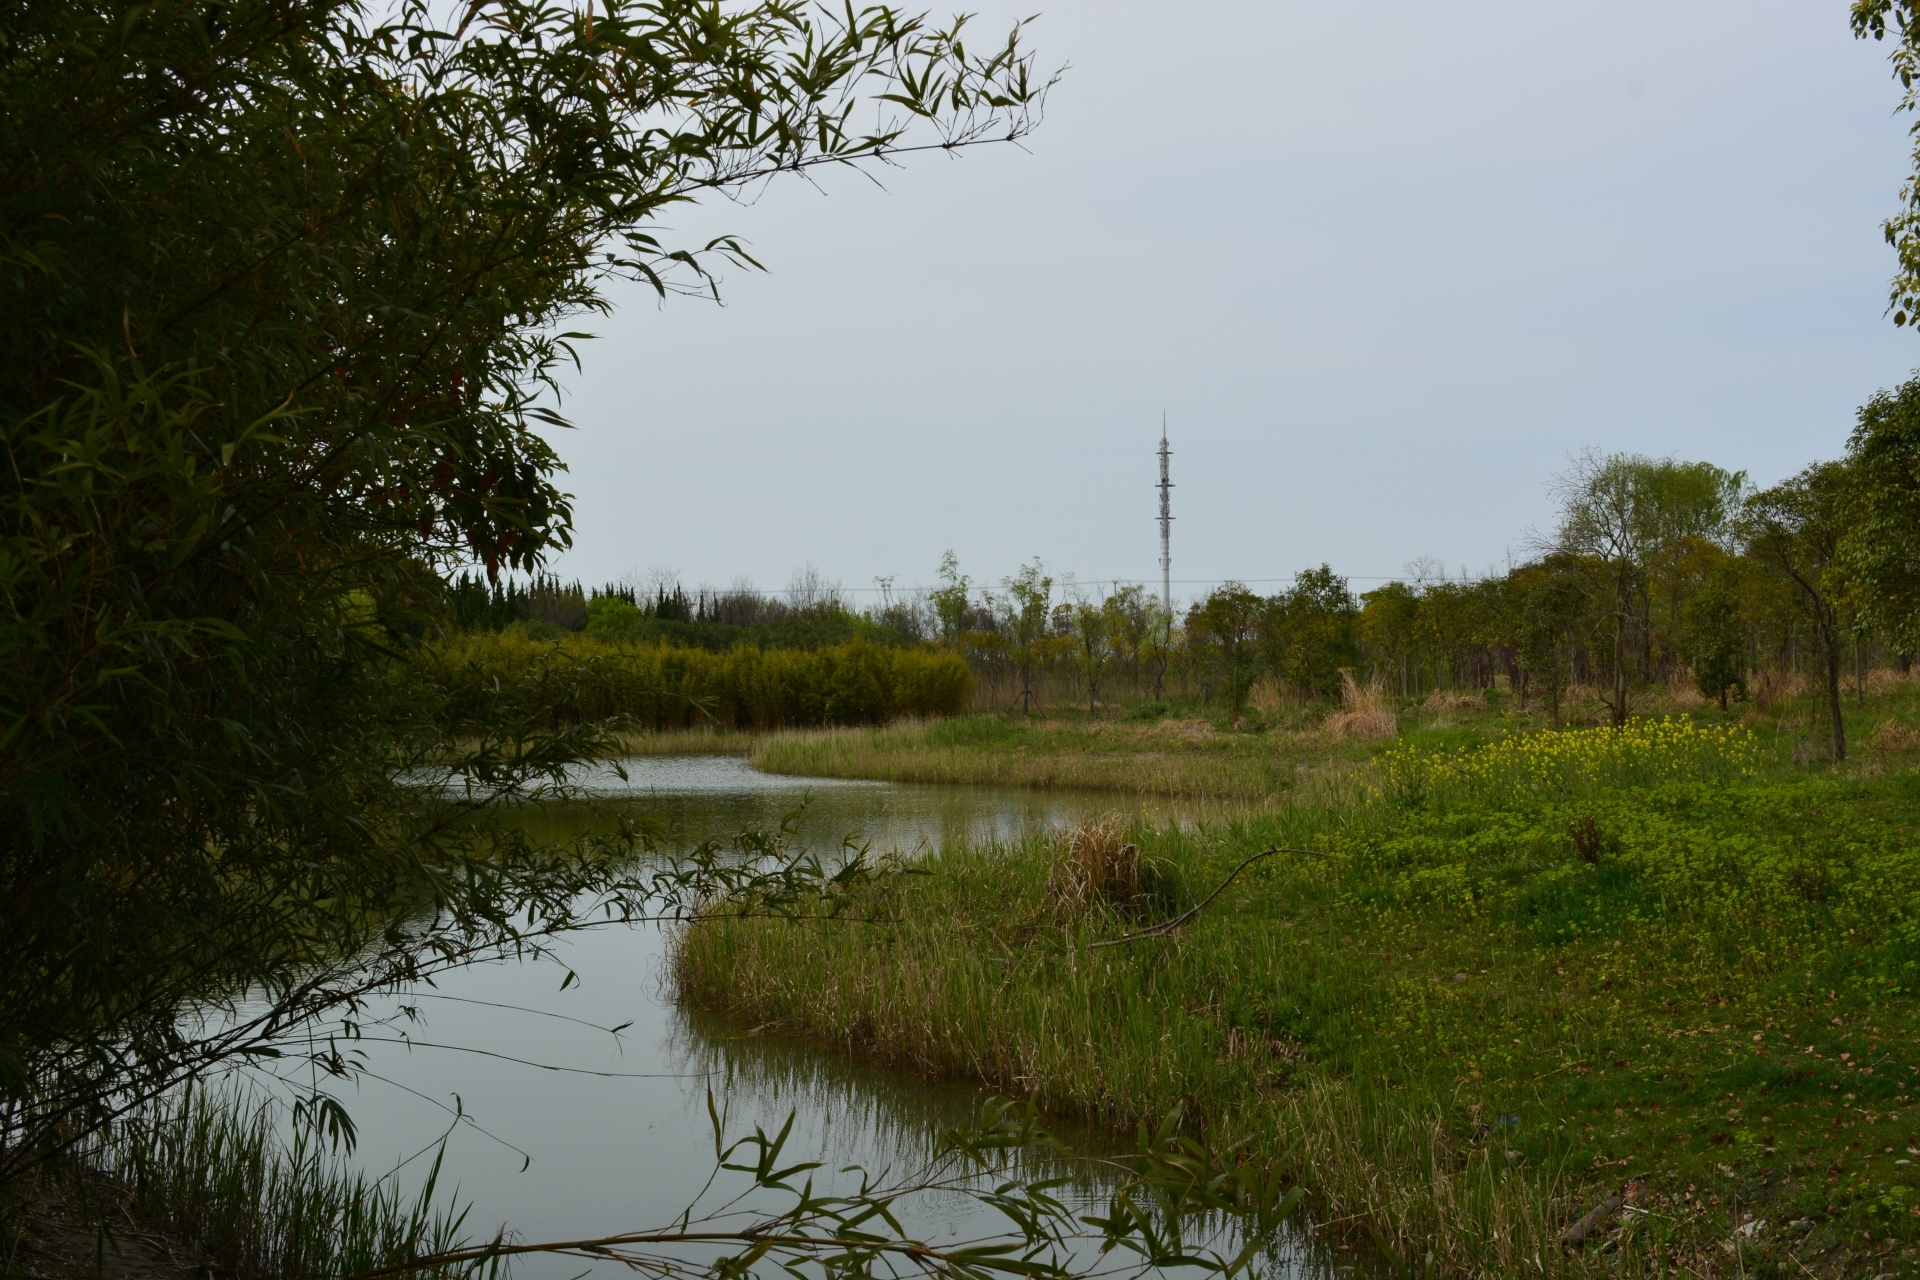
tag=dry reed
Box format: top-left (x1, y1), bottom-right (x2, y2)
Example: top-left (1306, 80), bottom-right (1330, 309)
top-left (1325, 671), bottom-right (1398, 741)
top-left (1867, 666), bottom-right (1919, 697)
top-left (1044, 814), bottom-right (1145, 920)
top-left (1868, 718), bottom-right (1920, 754)
top-left (1659, 671), bottom-right (1709, 711)
top-left (1751, 668), bottom-right (1808, 715)
top-left (1421, 688), bottom-right (1482, 714)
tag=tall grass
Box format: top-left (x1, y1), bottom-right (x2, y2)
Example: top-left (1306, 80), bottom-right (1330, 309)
top-left (431, 631), bottom-right (973, 732)
top-left (76, 1089), bottom-right (472, 1279)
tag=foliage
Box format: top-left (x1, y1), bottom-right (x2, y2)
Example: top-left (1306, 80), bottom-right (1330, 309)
top-left (1186, 583), bottom-right (1266, 716)
top-left (434, 630), bottom-right (974, 730)
top-left (1274, 566), bottom-right (1358, 698)
top-left (1000, 560), bottom-right (1054, 714)
top-left (1741, 461), bottom-right (1855, 760)
top-left (1512, 559), bottom-right (1584, 721)
top-left (0, 0), bottom-right (1048, 1187)
top-left (1841, 375), bottom-right (1920, 656)
top-left (1852, 0), bottom-right (1920, 325)
top-left (1548, 451), bottom-right (1745, 726)
top-left (932, 551), bottom-right (974, 648)
top-left (95, 1089), bottom-right (470, 1280)
top-left (1683, 564), bottom-right (1747, 710)
top-left (1065, 586), bottom-right (1114, 715)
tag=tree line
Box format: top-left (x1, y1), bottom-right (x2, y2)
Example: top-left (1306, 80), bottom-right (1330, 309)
top-left (923, 397), bottom-right (1920, 762)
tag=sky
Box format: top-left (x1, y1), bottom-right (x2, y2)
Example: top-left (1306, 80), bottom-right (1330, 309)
top-left (540, 1), bottom-right (1920, 606)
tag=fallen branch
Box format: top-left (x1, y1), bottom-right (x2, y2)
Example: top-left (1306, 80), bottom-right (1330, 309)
top-left (1562, 1179), bottom-right (1645, 1249)
top-left (1087, 847), bottom-right (1328, 949)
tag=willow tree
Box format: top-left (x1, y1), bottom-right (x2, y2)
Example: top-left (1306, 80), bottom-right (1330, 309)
top-left (0, 0), bottom-right (1048, 1179)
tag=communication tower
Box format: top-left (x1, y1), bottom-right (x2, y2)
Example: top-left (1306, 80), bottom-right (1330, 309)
top-left (1156, 419), bottom-right (1173, 614)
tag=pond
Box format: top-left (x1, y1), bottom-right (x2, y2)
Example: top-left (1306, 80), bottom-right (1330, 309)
top-left (303, 757), bottom-right (1355, 1279)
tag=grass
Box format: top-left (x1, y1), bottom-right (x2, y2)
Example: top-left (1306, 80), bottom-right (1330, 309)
top-left (675, 678), bottom-right (1920, 1277)
top-left (748, 675), bottom-right (1894, 802)
top-left (749, 714), bottom-right (1365, 800)
top-left (603, 726), bottom-right (760, 756)
top-left (6, 1090), bottom-right (471, 1280)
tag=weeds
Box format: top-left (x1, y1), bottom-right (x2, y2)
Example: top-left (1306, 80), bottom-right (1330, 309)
top-left (1325, 672), bottom-right (1397, 741)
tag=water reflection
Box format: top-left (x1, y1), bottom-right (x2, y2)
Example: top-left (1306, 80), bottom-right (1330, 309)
top-left (545, 754), bottom-right (1229, 857)
top-left (312, 759), bottom-right (1354, 1279)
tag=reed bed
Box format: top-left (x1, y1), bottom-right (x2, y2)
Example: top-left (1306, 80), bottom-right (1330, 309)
top-left (429, 631), bottom-right (972, 731)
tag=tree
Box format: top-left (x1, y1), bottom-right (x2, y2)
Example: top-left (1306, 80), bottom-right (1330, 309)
top-left (1188, 583), bottom-right (1264, 717)
top-left (1360, 581), bottom-right (1422, 698)
top-left (1066, 583), bottom-right (1114, 714)
top-left (1740, 463), bottom-right (1855, 760)
top-left (1514, 559), bottom-right (1586, 723)
top-left (1839, 376), bottom-right (1920, 657)
top-left (1853, 1), bottom-right (1920, 327)
top-left (1277, 565), bottom-right (1358, 699)
top-left (1, 0), bottom-right (1049, 1181)
top-left (1685, 566), bottom-right (1748, 712)
top-left (1001, 560), bottom-right (1053, 713)
top-left (1549, 451), bottom-right (1742, 726)
top-left (931, 551), bottom-right (973, 648)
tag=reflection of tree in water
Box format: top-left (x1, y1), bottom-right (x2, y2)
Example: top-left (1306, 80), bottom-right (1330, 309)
top-left (661, 1002), bottom-right (1354, 1280)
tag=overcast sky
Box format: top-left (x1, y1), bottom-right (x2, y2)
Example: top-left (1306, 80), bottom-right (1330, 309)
top-left (541, 1), bottom-right (1920, 605)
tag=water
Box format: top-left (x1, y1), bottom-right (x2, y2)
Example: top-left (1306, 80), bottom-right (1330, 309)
top-left (264, 758), bottom-right (1353, 1278)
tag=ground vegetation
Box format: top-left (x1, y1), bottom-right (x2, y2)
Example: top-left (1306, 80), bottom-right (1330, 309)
top-left (680, 686), bottom-right (1920, 1276)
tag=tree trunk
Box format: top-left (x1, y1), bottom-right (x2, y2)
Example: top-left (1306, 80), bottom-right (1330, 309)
top-left (1611, 621), bottom-right (1629, 729)
top-left (1820, 618), bottom-right (1847, 762)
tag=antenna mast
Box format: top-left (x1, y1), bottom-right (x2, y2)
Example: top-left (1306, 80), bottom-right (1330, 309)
top-left (1156, 417), bottom-right (1173, 614)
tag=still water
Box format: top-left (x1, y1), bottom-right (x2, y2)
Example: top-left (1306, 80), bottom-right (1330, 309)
top-left (297, 758), bottom-right (1352, 1278)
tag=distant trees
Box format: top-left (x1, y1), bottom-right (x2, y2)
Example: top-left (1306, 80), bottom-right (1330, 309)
top-left (917, 425), bottom-right (1919, 725)
top-left (932, 551), bottom-right (973, 648)
top-left (1548, 452), bottom-right (1744, 726)
top-left (1276, 567), bottom-right (1359, 697)
top-left (1684, 566), bottom-right (1747, 712)
top-left (1513, 558), bottom-right (1585, 722)
top-left (1000, 560), bottom-right (1054, 714)
top-left (1066, 584), bottom-right (1115, 714)
top-left (1186, 583), bottom-right (1265, 716)
top-left (1741, 462), bottom-right (1854, 760)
